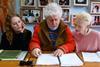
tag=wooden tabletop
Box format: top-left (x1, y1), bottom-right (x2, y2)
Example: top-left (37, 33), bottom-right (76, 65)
top-left (0, 52), bottom-right (100, 67)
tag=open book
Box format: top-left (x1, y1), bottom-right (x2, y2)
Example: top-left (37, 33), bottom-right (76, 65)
top-left (0, 50), bottom-right (27, 60)
top-left (36, 53), bottom-right (83, 66)
top-left (82, 51), bottom-right (100, 62)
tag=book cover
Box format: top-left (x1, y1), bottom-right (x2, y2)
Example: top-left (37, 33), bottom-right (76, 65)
top-left (0, 50), bottom-right (27, 60)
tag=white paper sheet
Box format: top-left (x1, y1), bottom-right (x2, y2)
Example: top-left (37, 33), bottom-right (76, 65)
top-left (0, 50), bottom-right (3, 53)
top-left (82, 52), bottom-right (100, 62)
top-left (60, 53), bottom-right (83, 66)
top-left (17, 51), bottom-right (28, 60)
top-left (36, 53), bottom-right (83, 66)
top-left (96, 51), bottom-right (100, 57)
top-left (36, 54), bottom-right (59, 65)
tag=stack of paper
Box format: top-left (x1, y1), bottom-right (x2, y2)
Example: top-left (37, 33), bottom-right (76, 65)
top-left (36, 54), bottom-right (59, 65)
top-left (82, 52), bottom-right (100, 62)
top-left (17, 51), bottom-right (28, 60)
top-left (36, 53), bottom-right (83, 66)
top-left (97, 51), bottom-right (100, 56)
top-left (60, 53), bottom-right (83, 66)
top-left (0, 50), bottom-right (27, 60)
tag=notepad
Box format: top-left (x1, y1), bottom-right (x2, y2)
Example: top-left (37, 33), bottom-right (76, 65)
top-left (82, 51), bottom-right (100, 62)
top-left (0, 50), bottom-right (27, 60)
top-left (36, 53), bottom-right (83, 66)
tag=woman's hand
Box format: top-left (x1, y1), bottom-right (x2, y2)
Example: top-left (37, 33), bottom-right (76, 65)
top-left (20, 27), bottom-right (25, 33)
top-left (20, 23), bottom-right (25, 33)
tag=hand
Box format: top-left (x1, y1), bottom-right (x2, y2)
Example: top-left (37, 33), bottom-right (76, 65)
top-left (20, 27), bottom-right (25, 33)
top-left (31, 48), bottom-right (42, 57)
top-left (18, 22), bottom-right (25, 33)
top-left (17, 26), bottom-right (25, 33)
top-left (53, 49), bottom-right (64, 56)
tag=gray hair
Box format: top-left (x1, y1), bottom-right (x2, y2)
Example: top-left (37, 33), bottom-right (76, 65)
top-left (75, 12), bottom-right (92, 25)
top-left (43, 2), bottom-right (63, 18)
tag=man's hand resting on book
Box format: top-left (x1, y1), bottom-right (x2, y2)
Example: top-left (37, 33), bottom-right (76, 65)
top-left (53, 49), bottom-right (64, 56)
top-left (32, 48), bottom-right (42, 57)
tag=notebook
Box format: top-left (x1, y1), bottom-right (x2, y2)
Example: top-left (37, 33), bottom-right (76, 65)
top-left (82, 51), bottom-right (100, 62)
top-left (0, 50), bottom-right (27, 60)
top-left (36, 53), bottom-right (83, 66)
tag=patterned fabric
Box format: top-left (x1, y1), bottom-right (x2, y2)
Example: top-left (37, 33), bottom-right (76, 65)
top-left (49, 29), bottom-right (58, 50)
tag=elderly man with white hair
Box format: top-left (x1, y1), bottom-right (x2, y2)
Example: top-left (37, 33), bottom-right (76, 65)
top-left (29, 3), bottom-right (75, 57)
top-left (73, 12), bottom-right (100, 53)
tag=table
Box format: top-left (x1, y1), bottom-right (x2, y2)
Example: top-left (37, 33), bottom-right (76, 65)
top-left (0, 52), bottom-right (100, 67)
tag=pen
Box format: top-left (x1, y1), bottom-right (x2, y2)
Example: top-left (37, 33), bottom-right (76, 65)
top-left (57, 56), bottom-right (61, 65)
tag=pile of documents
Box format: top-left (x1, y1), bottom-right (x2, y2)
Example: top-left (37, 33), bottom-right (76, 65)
top-left (82, 51), bottom-right (100, 62)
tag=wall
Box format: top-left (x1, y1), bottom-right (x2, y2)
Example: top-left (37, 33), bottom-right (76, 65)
top-left (15, 0), bottom-right (100, 33)
top-left (0, 0), bottom-right (16, 43)
top-left (0, 0), bottom-right (99, 43)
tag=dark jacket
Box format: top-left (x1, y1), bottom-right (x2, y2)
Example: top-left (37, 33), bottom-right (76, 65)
top-left (0, 29), bottom-right (32, 51)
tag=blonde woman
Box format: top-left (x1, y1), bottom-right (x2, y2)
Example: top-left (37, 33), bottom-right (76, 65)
top-left (73, 12), bottom-right (100, 52)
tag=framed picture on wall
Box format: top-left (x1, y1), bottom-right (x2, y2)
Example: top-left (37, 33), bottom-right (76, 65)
top-left (90, 2), bottom-right (100, 14)
top-left (20, 0), bottom-right (35, 7)
top-left (38, 0), bottom-right (48, 7)
top-left (58, 0), bottom-right (70, 7)
top-left (91, 15), bottom-right (100, 27)
top-left (62, 8), bottom-right (70, 23)
top-left (71, 15), bottom-right (76, 26)
top-left (74, 0), bottom-right (88, 6)
top-left (21, 9), bottom-right (40, 24)
top-left (42, 8), bottom-right (45, 20)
